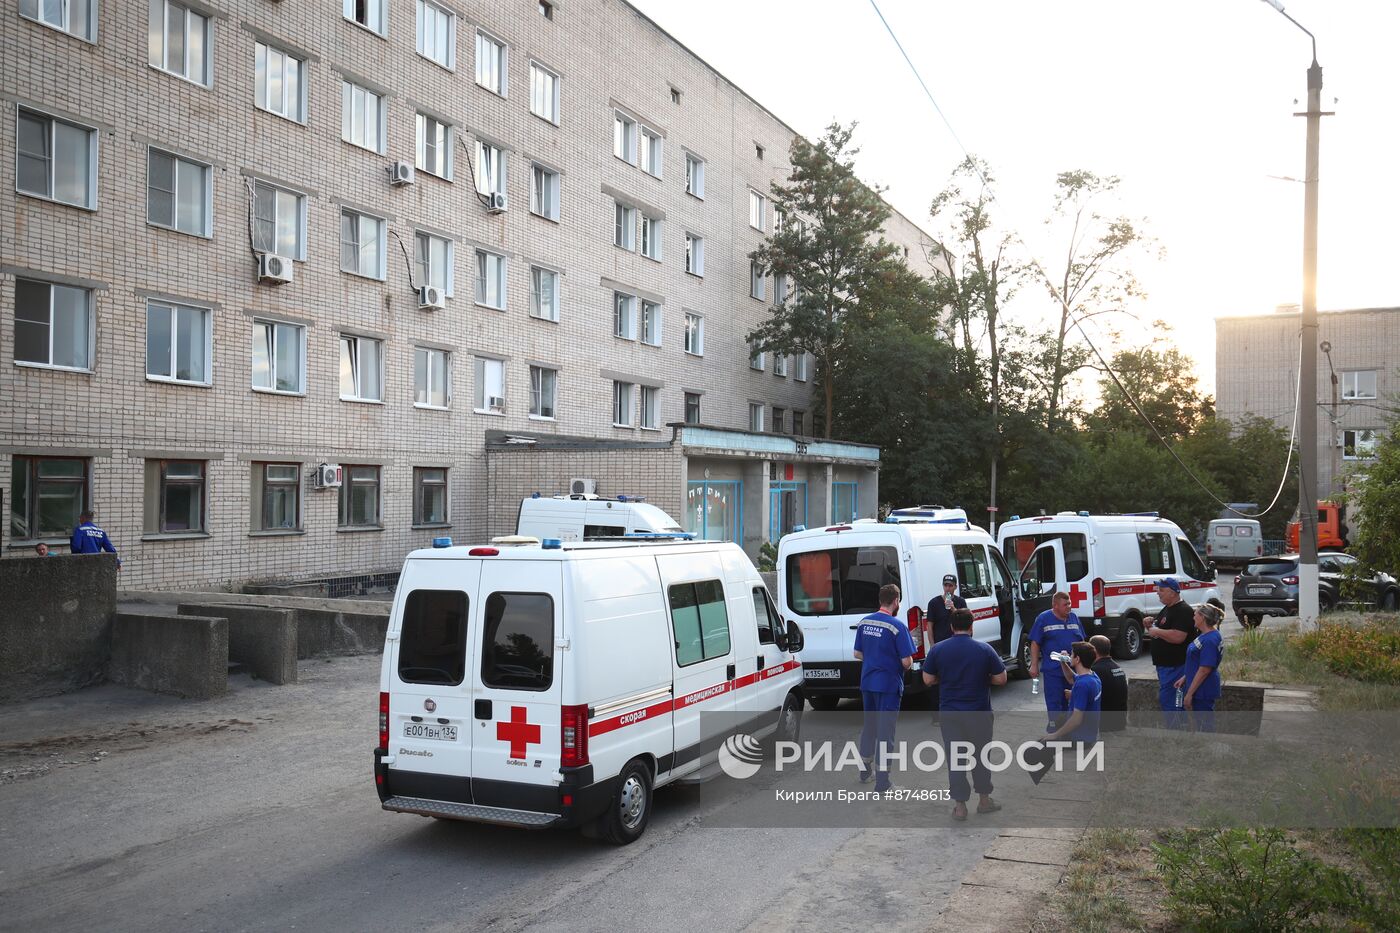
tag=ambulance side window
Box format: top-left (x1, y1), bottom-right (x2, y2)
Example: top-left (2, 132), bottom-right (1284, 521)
top-left (751, 586), bottom-right (781, 645)
top-left (481, 592), bottom-right (555, 690)
top-left (987, 548), bottom-right (1013, 596)
top-left (669, 580), bottom-right (731, 666)
top-left (398, 589), bottom-right (469, 686)
top-left (1138, 533), bottom-right (1176, 575)
top-left (584, 524), bottom-right (625, 539)
top-left (1177, 539), bottom-right (1213, 582)
top-left (952, 544), bottom-right (992, 598)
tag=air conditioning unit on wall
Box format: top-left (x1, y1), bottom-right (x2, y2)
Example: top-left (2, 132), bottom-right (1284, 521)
top-left (570, 477), bottom-right (597, 495)
top-left (389, 161), bottom-right (415, 186)
top-left (314, 463), bottom-right (343, 488)
top-left (418, 285), bottom-right (444, 309)
top-left (258, 252), bottom-right (293, 284)
top-left (487, 191), bottom-right (508, 213)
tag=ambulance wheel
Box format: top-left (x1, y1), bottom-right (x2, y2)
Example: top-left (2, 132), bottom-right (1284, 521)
top-left (771, 691), bottom-right (803, 749)
top-left (594, 759), bottom-right (652, 845)
top-left (1113, 620), bottom-right (1144, 661)
top-left (808, 695), bottom-right (841, 712)
top-left (1011, 636), bottom-right (1032, 680)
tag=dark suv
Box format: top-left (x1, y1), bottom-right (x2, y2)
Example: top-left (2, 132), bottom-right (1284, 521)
top-left (1232, 552), bottom-right (1400, 627)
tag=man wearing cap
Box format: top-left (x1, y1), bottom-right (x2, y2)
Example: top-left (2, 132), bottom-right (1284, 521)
top-left (925, 574), bottom-right (967, 714)
top-left (1144, 577), bottom-right (1194, 728)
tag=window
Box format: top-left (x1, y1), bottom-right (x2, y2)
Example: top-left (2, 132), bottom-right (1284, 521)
top-left (771, 406), bottom-right (785, 434)
top-left (14, 279), bottom-right (92, 371)
top-left (16, 108), bottom-right (96, 208)
top-left (146, 459), bottom-right (206, 534)
top-left (20, 0), bottom-right (95, 41)
top-left (414, 231), bottom-right (453, 297)
top-left (785, 546), bottom-right (900, 616)
top-left (529, 365), bottom-right (557, 419)
top-left (685, 233), bottom-right (704, 275)
top-left (612, 381), bottom-right (634, 426)
top-left (530, 267), bottom-right (559, 320)
top-left (831, 481), bottom-right (857, 524)
top-left (749, 402), bottom-right (764, 432)
top-left (1237, 525), bottom-right (1256, 538)
top-left (614, 202), bottom-right (636, 250)
top-left (475, 250), bottom-right (505, 308)
top-left (145, 300), bottom-right (210, 385)
top-left (256, 463), bottom-right (301, 531)
top-left (752, 587), bottom-right (782, 646)
top-left (338, 465), bottom-right (381, 527)
top-left (475, 141), bottom-right (505, 195)
top-left (530, 164), bottom-right (559, 220)
top-left (774, 354), bottom-right (787, 377)
top-left (414, 467), bottom-right (448, 525)
top-left (1342, 429), bottom-right (1379, 460)
top-left (685, 153), bottom-right (704, 198)
top-left (414, 346), bottom-right (450, 408)
top-left (397, 590), bottom-right (468, 686)
top-left (339, 334), bottom-right (383, 402)
top-left (684, 392), bottom-right (701, 425)
top-left (9, 456), bottom-right (87, 541)
top-left (639, 127), bottom-right (661, 176)
top-left (416, 0), bottom-right (455, 69)
top-left (342, 82), bottom-right (385, 153)
top-left (473, 357), bottom-right (505, 413)
top-left (251, 319), bottom-right (305, 393)
top-left (640, 385), bottom-right (659, 429)
top-left (755, 143), bottom-right (765, 160)
top-left (613, 112), bottom-right (637, 164)
top-left (149, 0), bottom-right (211, 86)
top-left (529, 63), bottom-right (559, 123)
top-left (475, 30), bottom-right (506, 95)
top-left (795, 352), bottom-right (808, 382)
top-left (640, 215), bottom-right (661, 260)
top-left (774, 275), bottom-right (789, 306)
top-left (685, 480), bottom-right (741, 543)
top-left (1177, 538), bottom-right (1213, 582)
top-left (340, 209), bottom-right (385, 279)
top-left (668, 580), bottom-right (730, 666)
top-left (952, 543), bottom-right (993, 598)
top-left (252, 181), bottom-right (305, 260)
top-left (539, 1), bottom-right (553, 18)
top-left (640, 300), bottom-right (661, 345)
top-left (750, 346), bottom-right (765, 371)
top-left (750, 261), bottom-right (766, 300)
top-left (1342, 371), bottom-right (1377, 400)
top-left (415, 113), bottom-right (452, 179)
top-left (613, 292), bottom-right (636, 339)
top-left (1137, 532), bottom-right (1176, 575)
top-left (749, 190), bottom-right (766, 230)
top-left (773, 209), bottom-right (784, 234)
top-left (683, 312), bottom-right (703, 355)
top-left (670, 87), bottom-right (681, 104)
top-left (481, 592), bottom-right (555, 690)
top-left (343, 0), bottom-right (386, 35)
top-left (255, 43), bottom-right (305, 122)
top-left (146, 148), bottom-right (210, 236)
top-left (792, 410), bottom-right (805, 434)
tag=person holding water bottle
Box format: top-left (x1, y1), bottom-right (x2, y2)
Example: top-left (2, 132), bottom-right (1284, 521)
top-left (1027, 592), bottom-right (1084, 733)
top-left (1144, 578), bottom-right (1194, 729)
top-left (1175, 603), bottom-right (1225, 732)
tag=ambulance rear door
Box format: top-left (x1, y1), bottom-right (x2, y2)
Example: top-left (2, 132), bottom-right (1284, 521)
top-left (950, 540), bottom-right (1001, 645)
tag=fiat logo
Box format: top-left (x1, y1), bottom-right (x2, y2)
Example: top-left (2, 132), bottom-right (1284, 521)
top-left (424, 698), bottom-right (437, 712)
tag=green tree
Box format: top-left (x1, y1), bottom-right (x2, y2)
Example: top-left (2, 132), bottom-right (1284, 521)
top-left (1179, 416), bottom-right (1299, 540)
top-left (1345, 420), bottom-right (1400, 573)
top-left (1087, 347), bottom-right (1215, 442)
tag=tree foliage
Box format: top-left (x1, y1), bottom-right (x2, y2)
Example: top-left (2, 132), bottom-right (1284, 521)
top-left (1345, 420), bottom-right (1400, 573)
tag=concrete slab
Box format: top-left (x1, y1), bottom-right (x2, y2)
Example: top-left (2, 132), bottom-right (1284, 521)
top-left (984, 836), bottom-right (1074, 867)
top-left (961, 858), bottom-right (1066, 892)
top-left (938, 883), bottom-right (1040, 933)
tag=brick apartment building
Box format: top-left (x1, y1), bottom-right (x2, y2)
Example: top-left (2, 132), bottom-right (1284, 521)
top-left (2, 0), bottom-right (937, 588)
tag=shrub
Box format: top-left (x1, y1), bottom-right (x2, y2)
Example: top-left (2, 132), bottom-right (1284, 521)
top-left (757, 541), bottom-right (778, 573)
top-left (1294, 619), bottom-right (1400, 685)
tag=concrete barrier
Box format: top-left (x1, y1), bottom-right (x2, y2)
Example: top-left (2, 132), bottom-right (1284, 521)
top-left (0, 553), bottom-right (117, 703)
top-left (179, 603), bottom-right (297, 685)
top-left (294, 608), bottom-right (390, 658)
top-left (110, 613), bottom-right (228, 699)
top-left (1127, 673), bottom-right (1266, 735)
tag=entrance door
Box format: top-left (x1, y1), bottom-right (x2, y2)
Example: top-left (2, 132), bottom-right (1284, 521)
top-left (769, 482), bottom-right (807, 543)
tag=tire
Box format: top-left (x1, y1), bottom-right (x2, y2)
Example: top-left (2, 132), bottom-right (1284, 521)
top-left (808, 694), bottom-right (840, 712)
top-left (1241, 613), bottom-right (1264, 629)
top-left (1113, 619), bottom-right (1144, 661)
top-left (1382, 590), bottom-right (1399, 612)
top-left (770, 691), bottom-right (802, 750)
top-left (1010, 635), bottom-right (1032, 680)
top-left (1319, 592), bottom-right (1335, 613)
top-left (592, 759), bottom-right (652, 846)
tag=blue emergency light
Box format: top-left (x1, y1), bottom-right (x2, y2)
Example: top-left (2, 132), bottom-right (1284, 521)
top-left (622, 532), bottom-right (696, 540)
top-left (432, 537), bottom-right (453, 548)
top-left (1079, 510), bottom-right (1091, 517)
top-left (1009, 515), bottom-right (1021, 521)
top-left (541, 538), bottom-right (562, 549)
top-left (1124, 511), bottom-right (1160, 517)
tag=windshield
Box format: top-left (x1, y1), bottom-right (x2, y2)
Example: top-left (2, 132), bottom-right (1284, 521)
top-left (631, 502), bottom-right (685, 533)
top-left (1244, 558), bottom-right (1297, 577)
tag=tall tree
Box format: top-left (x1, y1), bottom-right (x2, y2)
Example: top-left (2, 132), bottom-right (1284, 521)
top-left (1343, 421), bottom-right (1400, 574)
top-left (1087, 347), bottom-right (1215, 442)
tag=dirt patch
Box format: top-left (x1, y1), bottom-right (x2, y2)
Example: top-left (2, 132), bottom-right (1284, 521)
top-left (1029, 828), bottom-right (1175, 933)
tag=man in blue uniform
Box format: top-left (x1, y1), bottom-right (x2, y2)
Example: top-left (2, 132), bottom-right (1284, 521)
top-left (1028, 592), bottom-right (1084, 732)
top-left (853, 583), bottom-right (915, 793)
top-left (1046, 641), bottom-right (1102, 746)
top-left (924, 574), bottom-right (967, 716)
top-left (922, 607), bottom-right (1007, 820)
top-left (70, 511), bottom-right (120, 568)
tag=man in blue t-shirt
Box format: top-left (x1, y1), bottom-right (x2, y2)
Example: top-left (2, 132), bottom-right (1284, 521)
top-left (922, 608), bottom-right (1008, 819)
top-left (853, 583), bottom-right (915, 792)
top-left (1047, 642), bottom-right (1102, 746)
top-left (1028, 592), bottom-right (1084, 731)
top-left (70, 511), bottom-right (121, 568)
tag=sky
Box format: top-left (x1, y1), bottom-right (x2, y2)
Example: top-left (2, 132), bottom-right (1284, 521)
top-left (628, 0), bottom-right (1400, 396)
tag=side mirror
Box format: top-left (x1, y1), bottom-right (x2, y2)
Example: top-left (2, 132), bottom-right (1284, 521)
top-left (774, 626), bottom-right (788, 652)
top-left (786, 621), bottom-right (804, 654)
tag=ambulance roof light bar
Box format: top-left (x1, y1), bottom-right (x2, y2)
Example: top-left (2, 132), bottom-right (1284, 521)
top-left (620, 531), bottom-right (696, 540)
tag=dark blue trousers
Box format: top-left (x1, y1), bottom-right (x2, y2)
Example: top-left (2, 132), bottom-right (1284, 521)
top-left (859, 690), bottom-right (901, 792)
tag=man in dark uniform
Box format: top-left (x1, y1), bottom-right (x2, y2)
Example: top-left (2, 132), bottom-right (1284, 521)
top-left (922, 608), bottom-right (1007, 820)
top-left (853, 583), bottom-right (915, 793)
top-left (1088, 635), bottom-right (1128, 732)
top-left (1144, 578), bottom-right (1193, 728)
top-left (924, 574), bottom-right (966, 715)
top-left (70, 511), bottom-right (120, 568)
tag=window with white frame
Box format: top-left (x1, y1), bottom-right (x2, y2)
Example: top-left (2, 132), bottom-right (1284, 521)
top-left (639, 127), bottom-right (661, 176)
top-left (16, 108), bottom-right (96, 209)
top-left (685, 153), bottom-right (705, 198)
top-left (749, 402), bottom-right (764, 433)
top-left (684, 392), bottom-right (700, 425)
top-left (530, 163), bottom-right (559, 220)
top-left (640, 385), bottom-right (659, 430)
top-left (149, 0), bottom-right (211, 86)
top-left (475, 250), bottom-right (506, 308)
top-left (146, 459), bottom-right (207, 533)
top-left (413, 467), bottom-right (448, 525)
top-left (530, 266), bottom-right (559, 321)
top-left (254, 462), bottom-right (301, 531)
top-left (685, 233), bottom-right (704, 275)
top-left (255, 43), bottom-right (305, 122)
top-left (774, 354), bottom-right (787, 377)
top-left (529, 365), bottom-right (557, 419)
top-left (339, 334), bottom-right (383, 402)
top-left (414, 346), bottom-right (450, 408)
top-left (640, 214), bottom-right (662, 260)
top-left (475, 140), bottom-right (505, 196)
top-left (20, 0), bottom-right (96, 41)
top-left (614, 202), bottom-right (636, 250)
top-left (612, 381), bottom-right (634, 427)
top-left (749, 261), bottom-right (766, 300)
top-left (1342, 429), bottom-right (1378, 460)
top-left (145, 299), bottom-right (211, 385)
top-left (252, 181), bottom-right (306, 260)
top-left (795, 352), bottom-right (809, 382)
top-left (14, 279), bottom-right (92, 371)
top-left (414, 231), bottom-right (453, 296)
top-left (342, 81), bottom-right (385, 153)
top-left (416, 113), bottom-right (452, 179)
top-left (749, 344), bottom-right (765, 371)
top-left (146, 148), bottom-right (211, 237)
top-left (343, 0), bottom-right (386, 35)
top-left (684, 312), bottom-right (703, 356)
top-left (338, 465), bottom-right (381, 528)
top-left (749, 190), bottom-right (766, 231)
top-left (539, 1), bottom-right (553, 19)
top-left (613, 291), bottom-right (636, 340)
top-left (340, 209), bottom-right (385, 279)
top-left (640, 300), bottom-right (661, 346)
top-left (774, 274), bottom-right (789, 305)
top-left (530, 62), bottom-right (559, 123)
top-left (475, 30), bottom-right (506, 95)
top-left (251, 319), bottom-right (305, 394)
top-left (473, 357), bottom-right (505, 413)
top-left (613, 112), bottom-right (636, 164)
top-left (1342, 371), bottom-right (1377, 400)
top-left (416, 0), bottom-right (455, 69)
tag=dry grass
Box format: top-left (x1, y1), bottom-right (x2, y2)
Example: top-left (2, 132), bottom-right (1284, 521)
top-left (1222, 614), bottom-right (1400, 711)
top-left (1028, 829), bottom-right (1171, 933)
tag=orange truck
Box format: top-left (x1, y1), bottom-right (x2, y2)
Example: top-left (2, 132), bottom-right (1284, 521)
top-left (1286, 501), bottom-right (1347, 552)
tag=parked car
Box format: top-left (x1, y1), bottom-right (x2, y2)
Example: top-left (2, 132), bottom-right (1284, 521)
top-left (1231, 552), bottom-right (1400, 627)
top-left (1205, 518), bottom-right (1263, 569)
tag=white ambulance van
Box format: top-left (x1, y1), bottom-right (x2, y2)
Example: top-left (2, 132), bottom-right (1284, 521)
top-left (516, 493), bottom-right (686, 541)
top-left (777, 512), bottom-right (1026, 709)
top-left (374, 536), bottom-right (804, 844)
top-left (996, 512), bottom-right (1220, 663)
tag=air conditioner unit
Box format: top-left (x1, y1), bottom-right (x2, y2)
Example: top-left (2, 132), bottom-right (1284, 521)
top-left (389, 161), bottom-right (415, 186)
top-left (418, 285), bottom-right (444, 310)
top-left (487, 191), bottom-right (508, 213)
top-left (258, 252), bottom-right (294, 284)
top-left (313, 463), bottom-right (343, 489)
top-left (570, 477), bottom-right (597, 496)
top-left (487, 395), bottom-right (506, 411)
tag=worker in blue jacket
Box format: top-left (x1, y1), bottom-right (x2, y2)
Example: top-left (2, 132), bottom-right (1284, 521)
top-left (71, 511), bottom-right (120, 568)
top-left (853, 583), bottom-right (915, 793)
top-left (1028, 592), bottom-right (1084, 732)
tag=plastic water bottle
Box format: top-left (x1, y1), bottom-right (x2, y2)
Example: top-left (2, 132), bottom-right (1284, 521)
top-left (1032, 676), bottom-right (1040, 696)
top-left (1175, 686), bottom-right (1185, 709)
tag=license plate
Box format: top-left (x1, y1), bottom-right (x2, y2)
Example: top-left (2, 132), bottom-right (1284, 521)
top-left (403, 722), bottom-right (458, 741)
top-left (1248, 585), bottom-right (1272, 595)
top-left (804, 668), bottom-right (841, 679)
